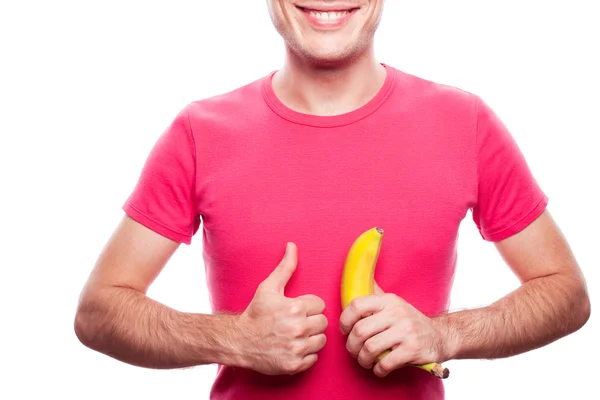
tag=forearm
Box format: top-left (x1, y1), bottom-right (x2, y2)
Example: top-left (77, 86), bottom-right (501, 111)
top-left (437, 273), bottom-right (590, 361)
top-left (75, 286), bottom-right (244, 369)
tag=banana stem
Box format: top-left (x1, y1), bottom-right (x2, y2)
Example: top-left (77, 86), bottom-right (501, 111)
top-left (412, 362), bottom-right (450, 379)
top-left (377, 351), bottom-right (450, 379)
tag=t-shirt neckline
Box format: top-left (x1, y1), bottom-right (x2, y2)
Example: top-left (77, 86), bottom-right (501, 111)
top-left (261, 63), bottom-right (397, 128)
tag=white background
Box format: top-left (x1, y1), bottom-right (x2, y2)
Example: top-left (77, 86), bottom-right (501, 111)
top-left (1, 1), bottom-right (598, 399)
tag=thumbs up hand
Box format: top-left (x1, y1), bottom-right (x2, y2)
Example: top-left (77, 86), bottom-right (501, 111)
top-left (236, 243), bottom-right (328, 375)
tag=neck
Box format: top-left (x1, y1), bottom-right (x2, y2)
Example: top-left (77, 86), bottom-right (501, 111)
top-left (271, 46), bottom-right (387, 116)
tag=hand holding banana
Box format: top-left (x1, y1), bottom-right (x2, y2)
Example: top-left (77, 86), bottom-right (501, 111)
top-left (339, 227), bottom-right (450, 379)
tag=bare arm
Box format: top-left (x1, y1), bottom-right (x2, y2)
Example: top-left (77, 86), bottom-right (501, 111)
top-left (438, 209), bottom-right (591, 360)
top-left (74, 215), bottom-right (244, 369)
top-left (340, 209), bottom-right (591, 377)
top-left (75, 217), bottom-right (328, 374)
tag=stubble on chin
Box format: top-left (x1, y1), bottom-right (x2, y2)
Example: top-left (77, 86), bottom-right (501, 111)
top-left (283, 31), bottom-right (376, 68)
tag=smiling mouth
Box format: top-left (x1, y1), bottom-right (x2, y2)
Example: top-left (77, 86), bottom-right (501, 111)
top-left (296, 5), bottom-right (360, 25)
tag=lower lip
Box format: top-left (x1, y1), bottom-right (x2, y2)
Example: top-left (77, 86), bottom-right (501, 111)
top-left (299, 8), bottom-right (356, 29)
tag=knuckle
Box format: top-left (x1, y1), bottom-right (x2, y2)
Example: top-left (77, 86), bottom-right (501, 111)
top-left (407, 341), bottom-right (421, 357)
top-left (288, 300), bottom-right (306, 315)
top-left (285, 360), bottom-right (302, 375)
top-left (358, 354), bottom-right (370, 369)
top-left (391, 308), bottom-right (404, 320)
top-left (379, 360), bottom-right (392, 374)
top-left (346, 342), bottom-right (356, 356)
top-left (403, 319), bottom-right (416, 333)
top-left (349, 299), bottom-right (362, 314)
top-left (363, 339), bottom-right (378, 355)
top-left (306, 354), bottom-right (318, 367)
top-left (275, 261), bottom-right (287, 272)
top-left (291, 324), bottom-right (306, 338)
top-left (291, 341), bottom-right (308, 356)
top-left (352, 321), bottom-right (368, 340)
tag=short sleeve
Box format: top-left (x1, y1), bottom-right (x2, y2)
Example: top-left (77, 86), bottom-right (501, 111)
top-left (122, 104), bottom-right (200, 245)
top-left (471, 96), bottom-right (548, 242)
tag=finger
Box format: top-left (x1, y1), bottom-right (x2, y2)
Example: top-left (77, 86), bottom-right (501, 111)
top-left (292, 353), bottom-right (318, 374)
top-left (304, 333), bottom-right (327, 355)
top-left (357, 328), bottom-right (400, 369)
top-left (345, 314), bottom-right (390, 358)
top-left (306, 314), bottom-right (328, 336)
top-left (339, 295), bottom-right (385, 335)
top-left (296, 294), bottom-right (325, 316)
top-left (261, 242), bottom-right (297, 293)
top-left (373, 280), bottom-right (385, 296)
top-left (373, 346), bottom-right (413, 378)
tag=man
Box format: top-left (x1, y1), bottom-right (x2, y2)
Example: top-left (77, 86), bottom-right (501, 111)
top-left (74, 1), bottom-right (590, 399)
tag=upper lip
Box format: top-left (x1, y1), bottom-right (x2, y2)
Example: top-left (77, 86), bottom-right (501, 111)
top-left (295, 3), bottom-right (360, 12)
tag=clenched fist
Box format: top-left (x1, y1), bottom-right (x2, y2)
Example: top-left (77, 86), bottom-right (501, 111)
top-left (339, 282), bottom-right (451, 377)
top-left (236, 242), bottom-right (328, 375)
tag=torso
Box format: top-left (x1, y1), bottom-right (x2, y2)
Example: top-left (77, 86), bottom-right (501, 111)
top-left (189, 64), bottom-right (478, 399)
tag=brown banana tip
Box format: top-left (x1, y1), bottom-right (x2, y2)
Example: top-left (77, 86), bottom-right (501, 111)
top-left (376, 227), bottom-right (384, 234)
top-left (431, 364), bottom-right (450, 379)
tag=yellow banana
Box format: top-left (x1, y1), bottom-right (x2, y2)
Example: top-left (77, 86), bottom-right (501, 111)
top-left (340, 227), bottom-right (450, 379)
top-left (341, 227), bottom-right (383, 309)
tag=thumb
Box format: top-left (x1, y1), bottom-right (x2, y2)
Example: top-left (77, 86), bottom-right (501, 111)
top-left (262, 242), bottom-right (298, 293)
top-left (374, 280), bottom-right (385, 296)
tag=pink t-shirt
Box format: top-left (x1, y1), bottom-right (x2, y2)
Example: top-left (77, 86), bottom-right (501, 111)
top-left (123, 64), bottom-right (548, 399)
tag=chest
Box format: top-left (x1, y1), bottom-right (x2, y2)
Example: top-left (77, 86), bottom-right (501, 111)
top-left (195, 123), bottom-right (475, 312)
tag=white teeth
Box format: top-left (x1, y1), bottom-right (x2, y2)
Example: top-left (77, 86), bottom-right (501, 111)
top-left (308, 10), bottom-right (349, 21)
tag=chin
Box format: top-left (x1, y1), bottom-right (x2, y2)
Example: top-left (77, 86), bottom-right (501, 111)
top-left (290, 39), bottom-right (368, 67)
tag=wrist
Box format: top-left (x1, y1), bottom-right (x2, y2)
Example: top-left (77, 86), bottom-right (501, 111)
top-left (222, 313), bottom-right (253, 369)
top-left (208, 313), bottom-right (251, 368)
top-left (432, 313), bottom-right (460, 362)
